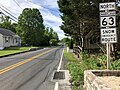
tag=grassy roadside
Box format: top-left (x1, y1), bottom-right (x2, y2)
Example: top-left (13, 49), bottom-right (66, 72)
top-left (64, 49), bottom-right (120, 90)
top-left (0, 46), bottom-right (38, 56)
top-left (64, 50), bottom-right (85, 90)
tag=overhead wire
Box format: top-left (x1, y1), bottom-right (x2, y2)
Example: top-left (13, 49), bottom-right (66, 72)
top-left (0, 0), bottom-right (23, 22)
top-left (26, 0), bottom-right (59, 13)
top-left (0, 0), bottom-right (60, 22)
top-left (0, 6), bottom-right (18, 20)
top-left (0, 6), bottom-right (18, 22)
top-left (13, 0), bottom-right (23, 10)
top-left (0, 3), bottom-right (18, 16)
top-left (0, 11), bottom-right (17, 22)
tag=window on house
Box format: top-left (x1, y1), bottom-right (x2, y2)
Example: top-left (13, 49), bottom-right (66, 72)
top-left (13, 39), bottom-right (14, 44)
top-left (5, 37), bottom-right (8, 43)
top-left (14, 38), bottom-right (18, 43)
top-left (8, 37), bottom-right (10, 43)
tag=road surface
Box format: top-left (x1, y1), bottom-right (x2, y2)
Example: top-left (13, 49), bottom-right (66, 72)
top-left (0, 47), bottom-right (70, 90)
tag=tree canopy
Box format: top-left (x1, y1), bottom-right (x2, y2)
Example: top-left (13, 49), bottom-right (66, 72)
top-left (58, 0), bottom-right (101, 36)
top-left (0, 16), bottom-right (16, 33)
top-left (17, 8), bottom-right (45, 46)
top-left (57, 0), bottom-right (119, 47)
top-left (43, 27), bottom-right (59, 46)
top-left (0, 8), bottom-right (59, 46)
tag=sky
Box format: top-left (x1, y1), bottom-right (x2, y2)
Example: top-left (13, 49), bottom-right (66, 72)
top-left (0, 0), bottom-right (65, 40)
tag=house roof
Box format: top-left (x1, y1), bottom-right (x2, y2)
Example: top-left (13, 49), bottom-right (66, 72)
top-left (0, 28), bottom-right (19, 37)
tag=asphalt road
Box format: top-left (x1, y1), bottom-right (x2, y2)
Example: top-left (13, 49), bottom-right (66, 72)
top-left (0, 47), bottom-right (65, 90)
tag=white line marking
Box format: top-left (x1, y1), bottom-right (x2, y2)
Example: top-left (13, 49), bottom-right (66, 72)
top-left (57, 49), bottom-right (64, 71)
top-left (54, 48), bottom-right (64, 90)
top-left (54, 82), bottom-right (59, 90)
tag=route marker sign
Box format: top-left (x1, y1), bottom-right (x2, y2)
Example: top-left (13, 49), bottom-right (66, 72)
top-left (99, 2), bottom-right (117, 70)
top-left (99, 2), bottom-right (117, 44)
top-left (100, 16), bottom-right (116, 27)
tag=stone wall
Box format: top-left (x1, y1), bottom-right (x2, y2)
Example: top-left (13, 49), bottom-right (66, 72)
top-left (84, 70), bottom-right (120, 90)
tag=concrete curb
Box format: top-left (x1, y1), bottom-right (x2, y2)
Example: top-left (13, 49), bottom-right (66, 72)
top-left (0, 47), bottom-right (43, 58)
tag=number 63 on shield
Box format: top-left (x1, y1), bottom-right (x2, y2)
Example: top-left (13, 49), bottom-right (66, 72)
top-left (100, 16), bottom-right (116, 27)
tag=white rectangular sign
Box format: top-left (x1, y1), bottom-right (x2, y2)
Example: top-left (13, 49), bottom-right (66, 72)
top-left (100, 16), bottom-right (116, 27)
top-left (99, 2), bottom-right (116, 11)
top-left (100, 11), bottom-right (116, 16)
top-left (101, 28), bottom-right (117, 43)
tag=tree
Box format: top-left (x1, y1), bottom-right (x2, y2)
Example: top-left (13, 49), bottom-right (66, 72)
top-left (58, 0), bottom-right (101, 50)
top-left (0, 16), bottom-right (16, 33)
top-left (17, 8), bottom-right (45, 46)
top-left (61, 37), bottom-right (71, 46)
top-left (50, 39), bottom-right (58, 46)
top-left (43, 27), bottom-right (59, 46)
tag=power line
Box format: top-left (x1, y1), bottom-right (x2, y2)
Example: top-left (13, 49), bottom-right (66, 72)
top-left (13, 0), bottom-right (23, 10)
top-left (0, 6), bottom-right (18, 22)
top-left (0, 3), bottom-right (18, 16)
top-left (0, 11), bottom-right (17, 22)
top-left (0, 4), bottom-right (18, 22)
top-left (9, 17), bottom-right (18, 22)
top-left (0, 6), bottom-right (18, 20)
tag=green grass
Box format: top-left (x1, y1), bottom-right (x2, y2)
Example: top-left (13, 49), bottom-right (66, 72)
top-left (64, 50), bottom-right (106, 90)
top-left (0, 46), bottom-right (38, 56)
top-left (64, 50), bottom-right (84, 90)
top-left (64, 50), bottom-right (120, 90)
top-left (64, 50), bottom-right (77, 62)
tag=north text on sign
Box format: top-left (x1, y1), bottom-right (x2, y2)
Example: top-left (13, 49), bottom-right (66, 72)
top-left (99, 2), bottom-right (116, 11)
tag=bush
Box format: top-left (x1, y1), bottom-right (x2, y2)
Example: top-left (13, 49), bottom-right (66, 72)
top-left (49, 39), bottom-right (58, 46)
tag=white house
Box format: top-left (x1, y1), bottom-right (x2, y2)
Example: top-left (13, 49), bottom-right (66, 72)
top-left (0, 28), bottom-right (21, 50)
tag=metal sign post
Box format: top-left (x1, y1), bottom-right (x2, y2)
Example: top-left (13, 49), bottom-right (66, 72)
top-left (99, 2), bottom-right (117, 70)
top-left (107, 43), bottom-right (110, 70)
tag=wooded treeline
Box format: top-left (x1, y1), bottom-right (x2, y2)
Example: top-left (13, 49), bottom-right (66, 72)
top-left (0, 8), bottom-right (59, 46)
top-left (58, 0), bottom-right (120, 53)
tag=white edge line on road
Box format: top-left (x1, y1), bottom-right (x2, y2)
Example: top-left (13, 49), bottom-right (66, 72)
top-left (57, 49), bottom-right (64, 72)
top-left (54, 48), bottom-right (64, 90)
top-left (54, 82), bottom-right (59, 90)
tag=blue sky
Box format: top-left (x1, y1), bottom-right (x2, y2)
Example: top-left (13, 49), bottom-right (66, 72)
top-left (0, 0), bottom-right (64, 39)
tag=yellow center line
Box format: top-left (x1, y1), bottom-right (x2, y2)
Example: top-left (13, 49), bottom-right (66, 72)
top-left (0, 49), bottom-right (54, 74)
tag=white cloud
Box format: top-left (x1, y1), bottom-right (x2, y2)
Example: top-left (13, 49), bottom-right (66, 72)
top-left (0, 0), bottom-right (64, 39)
top-left (42, 11), bottom-right (62, 24)
top-left (32, 0), bottom-right (58, 9)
